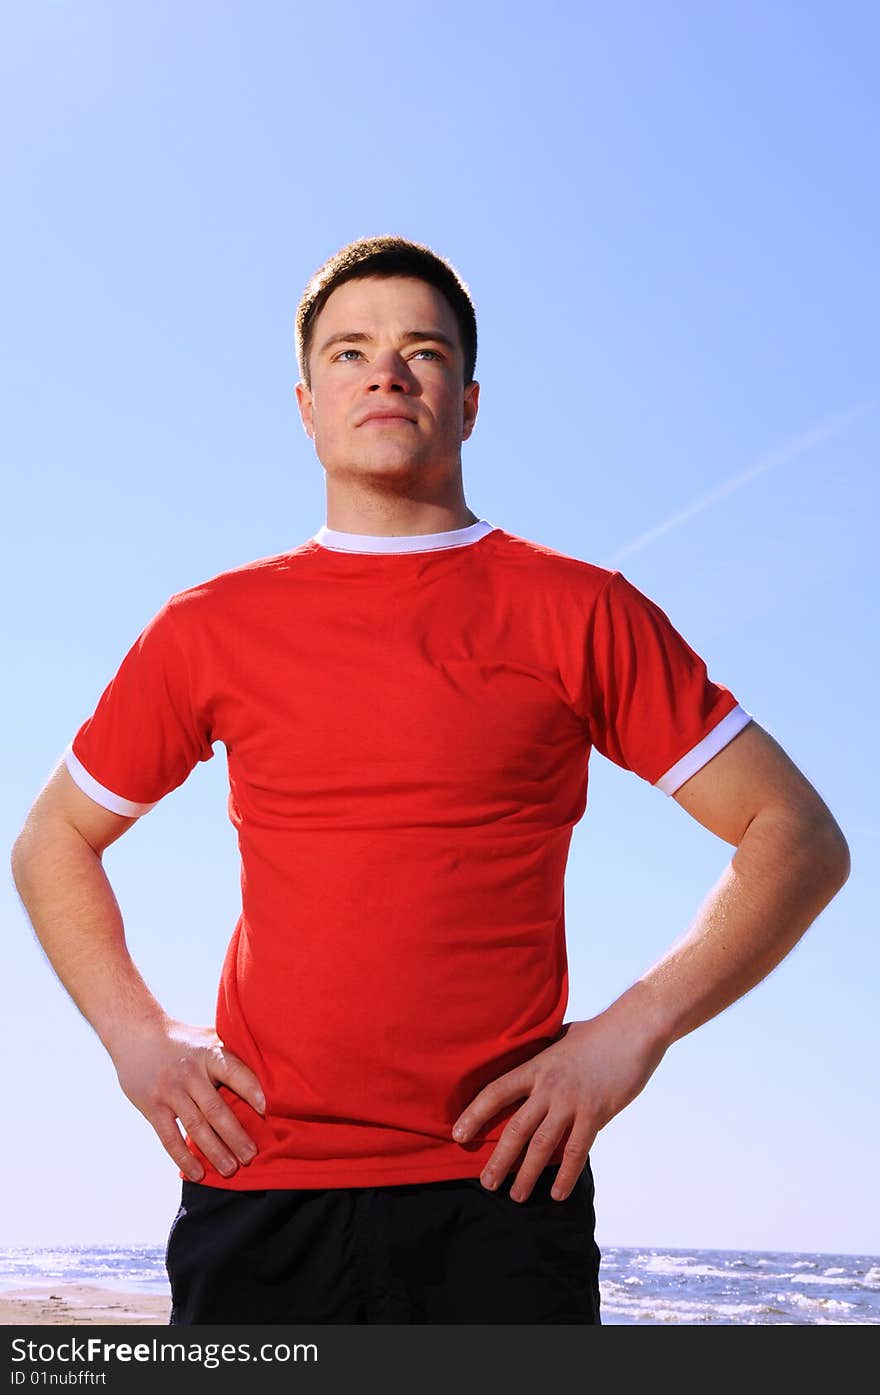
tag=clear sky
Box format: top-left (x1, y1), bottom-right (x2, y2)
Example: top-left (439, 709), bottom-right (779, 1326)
top-left (3, 1), bottom-right (877, 1258)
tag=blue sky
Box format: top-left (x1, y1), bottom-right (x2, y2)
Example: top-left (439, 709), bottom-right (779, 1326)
top-left (2, 1), bottom-right (877, 1258)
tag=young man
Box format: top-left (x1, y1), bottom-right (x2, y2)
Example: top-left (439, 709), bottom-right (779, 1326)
top-left (11, 236), bottom-right (850, 1326)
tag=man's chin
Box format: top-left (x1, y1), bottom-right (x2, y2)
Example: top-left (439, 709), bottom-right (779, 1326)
top-left (328, 454), bottom-right (435, 481)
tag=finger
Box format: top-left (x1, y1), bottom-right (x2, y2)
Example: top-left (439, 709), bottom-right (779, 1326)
top-left (508, 1112), bottom-right (571, 1202)
top-left (516, 1116), bottom-right (591, 1205)
top-left (170, 1090), bottom-right (247, 1178)
top-left (189, 1082), bottom-right (260, 1167)
top-left (478, 1100), bottom-right (550, 1191)
top-left (151, 1105), bottom-right (206, 1182)
top-left (452, 1068), bottom-right (530, 1142)
top-left (546, 1123), bottom-right (596, 1202)
top-left (212, 1047), bottom-right (267, 1117)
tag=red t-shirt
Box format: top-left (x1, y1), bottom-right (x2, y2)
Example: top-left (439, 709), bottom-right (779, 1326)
top-left (65, 520), bottom-right (751, 1189)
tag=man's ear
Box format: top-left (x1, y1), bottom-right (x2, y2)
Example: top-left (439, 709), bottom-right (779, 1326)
top-left (462, 380), bottom-right (480, 442)
top-left (295, 382), bottom-right (315, 440)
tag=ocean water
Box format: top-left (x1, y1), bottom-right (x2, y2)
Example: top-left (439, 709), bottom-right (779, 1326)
top-left (1, 1244), bottom-right (878, 1325)
top-left (598, 1246), bottom-right (880, 1324)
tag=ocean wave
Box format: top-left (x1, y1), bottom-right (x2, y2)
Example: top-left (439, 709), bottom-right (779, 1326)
top-left (782, 1291), bottom-right (855, 1312)
top-left (636, 1257), bottom-right (737, 1280)
top-left (601, 1297), bottom-right (793, 1324)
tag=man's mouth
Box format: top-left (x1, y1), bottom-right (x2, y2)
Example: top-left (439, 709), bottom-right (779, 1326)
top-left (360, 414), bottom-right (415, 426)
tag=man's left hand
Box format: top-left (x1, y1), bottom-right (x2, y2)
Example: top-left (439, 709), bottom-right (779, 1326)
top-left (451, 1012), bottom-right (666, 1203)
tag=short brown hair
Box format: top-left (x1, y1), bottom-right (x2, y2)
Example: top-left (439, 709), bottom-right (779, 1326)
top-left (295, 234), bottom-right (477, 390)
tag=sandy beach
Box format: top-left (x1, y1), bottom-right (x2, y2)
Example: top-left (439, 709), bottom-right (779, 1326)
top-left (0, 1284), bottom-right (171, 1326)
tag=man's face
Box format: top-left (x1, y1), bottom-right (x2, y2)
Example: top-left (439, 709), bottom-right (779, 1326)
top-left (295, 276), bottom-right (479, 489)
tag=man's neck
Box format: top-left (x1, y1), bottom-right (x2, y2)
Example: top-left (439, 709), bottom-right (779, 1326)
top-left (324, 497), bottom-right (479, 538)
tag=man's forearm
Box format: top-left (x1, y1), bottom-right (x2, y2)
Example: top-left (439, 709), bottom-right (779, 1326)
top-left (621, 806), bottom-right (851, 1051)
top-left (11, 819), bottom-right (169, 1058)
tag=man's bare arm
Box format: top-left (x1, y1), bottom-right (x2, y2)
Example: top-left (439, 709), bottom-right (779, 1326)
top-left (639, 718), bottom-right (850, 1043)
top-left (10, 761), bottom-right (266, 1180)
top-left (451, 720), bottom-right (850, 1202)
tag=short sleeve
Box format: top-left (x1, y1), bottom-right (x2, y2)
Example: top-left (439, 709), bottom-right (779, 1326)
top-left (64, 597), bottom-right (215, 816)
top-left (585, 571), bottom-right (753, 795)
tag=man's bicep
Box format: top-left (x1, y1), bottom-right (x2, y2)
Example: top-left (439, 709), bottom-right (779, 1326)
top-left (24, 760), bottom-right (140, 856)
top-left (671, 720), bottom-right (843, 848)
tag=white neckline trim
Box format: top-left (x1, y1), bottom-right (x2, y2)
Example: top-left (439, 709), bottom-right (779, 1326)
top-left (312, 519), bottom-right (497, 554)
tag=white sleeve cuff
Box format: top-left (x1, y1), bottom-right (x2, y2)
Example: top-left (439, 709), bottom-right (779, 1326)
top-left (655, 705), bottom-right (754, 796)
top-left (64, 743), bottom-right (158, 817)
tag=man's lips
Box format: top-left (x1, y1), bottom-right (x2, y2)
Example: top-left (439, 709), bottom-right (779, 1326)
top-left (358, 412), bottom-right (416, 426)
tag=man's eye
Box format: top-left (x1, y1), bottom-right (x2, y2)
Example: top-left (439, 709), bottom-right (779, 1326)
top-left (334, 348), bottom-right (442, 363)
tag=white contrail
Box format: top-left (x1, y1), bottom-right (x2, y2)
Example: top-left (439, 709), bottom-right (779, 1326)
top-left (600, 401), bottom-right (871, 568)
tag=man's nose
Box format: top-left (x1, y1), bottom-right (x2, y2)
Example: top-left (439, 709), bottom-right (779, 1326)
top-left (367, 350), bottom-right (414, 392)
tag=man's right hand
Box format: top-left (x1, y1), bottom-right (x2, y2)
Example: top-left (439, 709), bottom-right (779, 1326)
top-left (111, 1018), bottom-right (267, 1182)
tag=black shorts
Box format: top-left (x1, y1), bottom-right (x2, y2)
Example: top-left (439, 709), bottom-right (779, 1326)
top-left (165, 1161), bottom-right (601, 1325)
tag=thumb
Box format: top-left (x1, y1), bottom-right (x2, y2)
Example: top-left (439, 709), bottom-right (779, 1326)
top-left (210, 1041), bottom-right (267, 1116)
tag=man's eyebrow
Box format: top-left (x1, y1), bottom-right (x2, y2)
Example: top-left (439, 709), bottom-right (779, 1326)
top-left (317, 329), bottom-right (458, 354)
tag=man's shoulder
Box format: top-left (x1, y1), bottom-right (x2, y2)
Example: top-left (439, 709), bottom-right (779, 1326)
top-left (488, 527), bottom-right (614, 594)
top-left (163, 539), bottom-right (320, 614)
